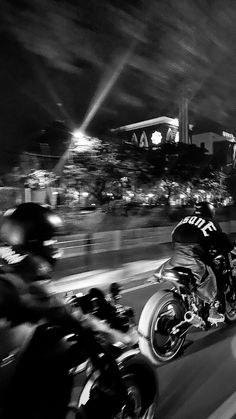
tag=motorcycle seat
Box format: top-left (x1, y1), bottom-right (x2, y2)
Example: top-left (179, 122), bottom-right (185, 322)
top-left (161, 267), bottom-right (196, 289)
top-left (172, 267), bottom-right (196, 288)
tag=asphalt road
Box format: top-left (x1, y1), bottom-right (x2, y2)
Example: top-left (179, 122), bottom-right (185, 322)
top-left (51, 264), bottom-right (236, 419)
top-left (121, 284), bottom-right (236, 419)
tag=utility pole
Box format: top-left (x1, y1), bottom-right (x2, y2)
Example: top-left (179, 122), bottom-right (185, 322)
top-left (178, 96), bottom-right (189, 144)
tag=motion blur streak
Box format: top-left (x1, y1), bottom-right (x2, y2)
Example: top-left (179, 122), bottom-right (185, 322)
top-left (80, 47), bottom-right (133, 132)
top-left (80, 1), bottom-right (157, 132)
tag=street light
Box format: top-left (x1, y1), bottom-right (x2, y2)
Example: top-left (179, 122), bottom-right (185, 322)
top-left (54, 127), bottom-right (99, 177)
top-left (72, 129), bottom-right (85, 140)
top-left (71, 130), bottom-right (100, 153)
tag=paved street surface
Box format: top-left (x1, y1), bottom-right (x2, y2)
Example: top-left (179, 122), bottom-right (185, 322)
top-left (50, 257), bottom-right (167, 295)
top-left (48, 257), bottom-right (236, 419)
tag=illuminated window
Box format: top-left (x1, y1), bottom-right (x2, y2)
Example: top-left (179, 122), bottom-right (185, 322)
top-left (151, 131), bottom-right (162, 145)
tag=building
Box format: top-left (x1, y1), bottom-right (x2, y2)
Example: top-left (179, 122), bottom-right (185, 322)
top-left (191, 132), bottom-right (224, 154)
top-left (192, 130), bottom-right (236, 167)
top-left (16, 120), bottom-right (70, 206)
top-left (110, 116), bottom-right (192, 150)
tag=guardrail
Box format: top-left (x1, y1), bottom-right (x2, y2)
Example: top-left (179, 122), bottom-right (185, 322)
top-left (58, 220), bottom-right (236, 259)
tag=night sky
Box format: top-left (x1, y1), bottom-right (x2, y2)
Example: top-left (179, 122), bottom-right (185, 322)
top-left (0, 0), bottom-right (236, 170)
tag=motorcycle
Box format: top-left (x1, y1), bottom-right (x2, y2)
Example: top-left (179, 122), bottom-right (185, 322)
top-left (138, 250), bottom-right (236, 366)
top-left (0, 283), bottom-right (158, 419)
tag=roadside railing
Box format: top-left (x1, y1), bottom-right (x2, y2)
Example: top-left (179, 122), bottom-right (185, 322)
top-left (58, 220), bottom-right (236, 259)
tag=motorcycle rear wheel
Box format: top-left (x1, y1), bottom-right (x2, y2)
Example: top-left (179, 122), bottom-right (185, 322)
top-left (138, 291), bottom-right (186, 365)
top-left (224, 291), bottom-right (236, 323)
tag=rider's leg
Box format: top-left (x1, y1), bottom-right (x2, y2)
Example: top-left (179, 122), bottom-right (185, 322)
top-left (197, 266), bottom-right (225, 323)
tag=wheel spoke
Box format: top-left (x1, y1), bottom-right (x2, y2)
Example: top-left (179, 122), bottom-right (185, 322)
top-left (152, 299), bottom-right (184, 359)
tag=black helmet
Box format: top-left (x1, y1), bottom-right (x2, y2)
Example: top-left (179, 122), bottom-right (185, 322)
top-left (0, 203), bottom-right (63, 276)
top-left (194, 201), bottom-right (215, 219)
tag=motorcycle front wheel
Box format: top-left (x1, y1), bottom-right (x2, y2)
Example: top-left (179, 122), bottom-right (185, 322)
top-left (138, 290), bottom-right (186, 365)
top-left (115, 372), bottom-right (156, 419)
top-left (78, 370), bottom-right (157, 419)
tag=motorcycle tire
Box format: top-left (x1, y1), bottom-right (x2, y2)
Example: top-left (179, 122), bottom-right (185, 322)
top-left (224, 292), bottom-right (236, 323)
top-left (120, 352), bottom-right (158, 418)
top-left (138, 290), bottom-right (186, 365)
top-left (78, 353), bottom-right (158, 418)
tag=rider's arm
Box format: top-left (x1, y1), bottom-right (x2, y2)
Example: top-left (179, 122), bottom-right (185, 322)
top-left (0, 277), bottom-right (85, 333)
top-left (21, 282), bottom-right (88, 333)
top-left (211, 221), bottom-right (234, 253)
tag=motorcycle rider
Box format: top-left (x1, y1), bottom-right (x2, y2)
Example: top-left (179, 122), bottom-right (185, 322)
top-left (0, 203), bottom-right (126, 419)
top-left (161, 201), bottom-right (234, 324)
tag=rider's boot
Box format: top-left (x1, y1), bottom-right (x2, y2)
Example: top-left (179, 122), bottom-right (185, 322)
top-left (207, 301), bottom-right (225, 325)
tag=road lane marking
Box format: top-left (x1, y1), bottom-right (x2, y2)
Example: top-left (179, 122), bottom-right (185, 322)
top-left (55, 258), bottom-right (168, 286)
top-left (50, 257), bottom-right (169, 295)
top-left (122, 282), bottom-right (158, 294)
top-left (207, 391), bottom-right (236, 419)
top-left (50, 277), bottom-right (157, 296)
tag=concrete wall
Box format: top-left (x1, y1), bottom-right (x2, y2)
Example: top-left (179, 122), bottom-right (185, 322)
top-left (53, 221), bottom-right (236, 279)
top-left (58, 225), bottom-right (174, 259)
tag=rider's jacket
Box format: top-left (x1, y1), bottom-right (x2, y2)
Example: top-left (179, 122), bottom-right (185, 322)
top-left (0, 257), bottom-right (81, 332)
top-left (161, 215), bottom-right (234, 288)
top-left (0, 253), bottom-right (123, 419)
top-left (172, 214), bottom-right (233, 262)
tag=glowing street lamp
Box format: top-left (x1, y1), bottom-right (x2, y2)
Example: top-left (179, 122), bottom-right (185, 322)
top-left (72, 129), bottom-right (85, 140)
top-left (54, 127), bottom-right (100, 176)
top-left (71, 130), bottom-right (99, 153)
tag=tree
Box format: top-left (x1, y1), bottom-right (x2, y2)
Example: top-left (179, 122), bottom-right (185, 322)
top-left (157, 179), bottom-right (184, 206)
top-left (226, 169), bottom-right (236, 204)
top-left (61, 134), bottom-right (232, 208)
top-left (139, 142), bottom-right (209, 183)
top-left (187, 170), bottom-right (229, 204)
top-left (61, 137), bottom-right (128, 204)
top-left (148, 162), bottom-right (230, 206)
top-left (60, 133), bottom-right (161, 205)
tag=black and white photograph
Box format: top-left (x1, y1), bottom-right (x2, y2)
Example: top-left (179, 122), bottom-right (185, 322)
top-left (1, 1), bottom-right (236, 418)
